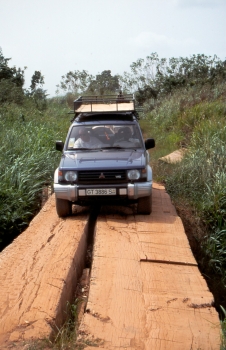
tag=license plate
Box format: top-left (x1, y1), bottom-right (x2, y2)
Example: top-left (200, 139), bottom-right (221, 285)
top-left (86, 188), bottom-right (116, 196)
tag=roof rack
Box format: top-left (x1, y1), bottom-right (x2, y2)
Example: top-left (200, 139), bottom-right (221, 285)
top-left (73, 94), bottom-right (135, 114)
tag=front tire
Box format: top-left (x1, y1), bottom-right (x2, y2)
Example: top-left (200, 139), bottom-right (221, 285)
top-left (56, 198), bottom-right (72, 217)
top-left (137, 194), bottom-right (152, 215)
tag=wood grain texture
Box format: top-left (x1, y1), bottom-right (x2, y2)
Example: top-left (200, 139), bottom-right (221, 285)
top-left (0, 195), bottom-right (88, 346)
top-left (159, 149), bottom-right (187, 164)
top-left (76, 102), bottom-right (134, 113)
top-left (79, 183), bottom-right (221, 349)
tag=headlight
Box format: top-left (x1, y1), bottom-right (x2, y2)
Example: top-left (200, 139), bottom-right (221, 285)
top-left (65, 171), bottom-right (78, 182)
top-left (127, 169), bottom-right (140, 180)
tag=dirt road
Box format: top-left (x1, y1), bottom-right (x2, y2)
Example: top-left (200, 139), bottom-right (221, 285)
top-left (0, 183), bottom-right (221, 349)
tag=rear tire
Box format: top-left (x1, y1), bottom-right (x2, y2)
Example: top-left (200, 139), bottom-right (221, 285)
top-left (56, 198), bottom-right (72, 217)
top-left (137, 194), bottom-right (152, 215)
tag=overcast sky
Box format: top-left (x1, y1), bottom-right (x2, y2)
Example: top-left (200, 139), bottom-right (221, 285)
top-left (0, 0), bottom-right (225, 96)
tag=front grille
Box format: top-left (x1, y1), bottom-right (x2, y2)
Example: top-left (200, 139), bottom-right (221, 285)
top-left (78, 170), bottom-right (126, 183)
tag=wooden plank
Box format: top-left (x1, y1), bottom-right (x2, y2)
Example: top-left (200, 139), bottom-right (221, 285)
top-left (159, 149), bottom-right (187, 164)
top-left (79, 185), bottom-right (221, 349)
top-left (0, 196), bottom-right (88, 345)
top-left (76, 102), bottom-right (134, 113)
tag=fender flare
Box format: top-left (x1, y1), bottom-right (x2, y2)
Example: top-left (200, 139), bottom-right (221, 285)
top-left (54, 168), bottom-right (59, 184)
top-left (147, 165), bottom-right (152, 182)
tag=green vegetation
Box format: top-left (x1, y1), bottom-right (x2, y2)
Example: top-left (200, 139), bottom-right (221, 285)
top-left (0, 99), bottom-right (69, 248)
top-left (0, 48), bottom-right (71, 247)
top-left (56, 69), bottom-right (120, 105)
top-left (52, 300), bottom-right (80, 349)
top-left (19, 299), bottom-right (102, 349)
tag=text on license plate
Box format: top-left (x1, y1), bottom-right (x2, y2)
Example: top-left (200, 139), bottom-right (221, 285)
top-left (86, 188), bottom-right (116, 196)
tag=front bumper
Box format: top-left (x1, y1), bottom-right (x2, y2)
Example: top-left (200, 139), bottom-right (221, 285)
top-left (54, 182), bottom-right (152, 202)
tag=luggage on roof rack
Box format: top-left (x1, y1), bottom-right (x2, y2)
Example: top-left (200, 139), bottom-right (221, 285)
top-left (73, 94), bottom-right (136, 114)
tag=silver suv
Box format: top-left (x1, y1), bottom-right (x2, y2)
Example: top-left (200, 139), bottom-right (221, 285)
top-left (54, 95), bottom-right (155, 217)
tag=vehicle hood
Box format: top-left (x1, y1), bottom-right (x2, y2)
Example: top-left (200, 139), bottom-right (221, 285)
top-left (59, 150), bottom-right (146, 170)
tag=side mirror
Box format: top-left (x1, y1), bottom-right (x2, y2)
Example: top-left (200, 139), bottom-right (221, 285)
top-left (145, 138), bottom-right (155, 150)
top-left (56, 141), bottom-right (64, 152)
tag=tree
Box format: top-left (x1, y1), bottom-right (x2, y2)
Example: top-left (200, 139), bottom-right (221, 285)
top-left (0, 48), bottom-right (25, 103)
top-left (30, 70), bottom-right (45, 91)
top-left (0, 48), bottom-right (25, 87)
top-left (30, 71), bottom-right (46, 100)
top-left (57, 70), bottom-right (94, 94)
top-left (88, 70), bottom-right (120, 95)
top-left (120, 53), bottom-right (161, 93)
top-left (120, 53), bottom-right (226, 103)
top-left (135, 85), bottom-right (159, 105)
top-left (29, 71), bottom-right (47, 110)
top-left (57, 69), bottom-right (121, 96)
top-left (154, 54), bottom-right (226, 94)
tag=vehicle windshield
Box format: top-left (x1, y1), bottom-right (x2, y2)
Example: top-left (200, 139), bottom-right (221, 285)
top-left (67, 124), bottom-right (143, 150)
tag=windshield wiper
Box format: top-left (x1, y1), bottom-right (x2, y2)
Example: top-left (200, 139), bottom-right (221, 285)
top-left (101, 146), bottom-right (123, 149)
top-left (101, 146), bottom-right (139, 150)
top-left (72, 148), bottom-right (90, 150)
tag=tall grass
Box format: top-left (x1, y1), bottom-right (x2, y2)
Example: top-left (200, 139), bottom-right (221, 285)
top-left (0, 98), bottom-right (70, 246)
top-left (165, 129), bottom-right (226, 280)
top-left (143, 82), bottom-right (226, 146)
top-left (165, 123), bottom-right (226, 199)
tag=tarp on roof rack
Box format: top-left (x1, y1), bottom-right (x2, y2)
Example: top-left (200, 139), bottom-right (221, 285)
top-left (74, 94), bottom-right (135, 113)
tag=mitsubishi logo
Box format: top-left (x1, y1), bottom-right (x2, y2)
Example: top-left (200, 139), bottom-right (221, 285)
top-left (99, 172), bottom-right (105, 179)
